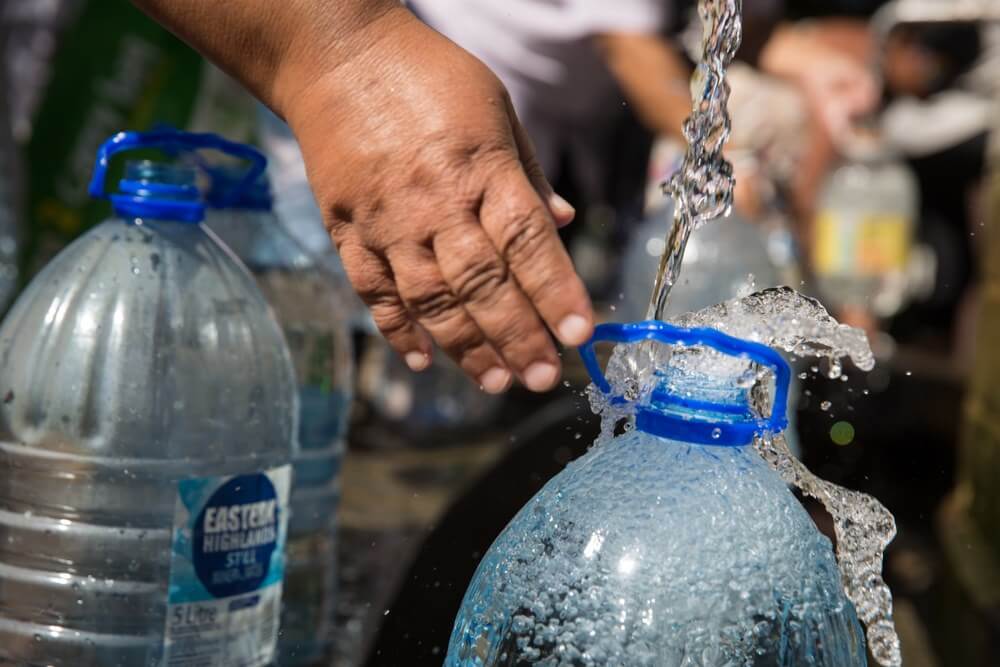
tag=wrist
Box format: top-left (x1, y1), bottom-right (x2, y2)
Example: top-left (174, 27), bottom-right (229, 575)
top-left (269, 1), bottom-right (413, 121)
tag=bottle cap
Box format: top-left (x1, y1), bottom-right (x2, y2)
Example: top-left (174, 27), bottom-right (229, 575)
top-left (580, 321), bottom-right (791, 446)
top-left (88, 130), bottom-right (267, 223)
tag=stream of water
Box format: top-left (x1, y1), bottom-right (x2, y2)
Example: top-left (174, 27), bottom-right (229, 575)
top-left (641, 0), bottom-right (902, 664)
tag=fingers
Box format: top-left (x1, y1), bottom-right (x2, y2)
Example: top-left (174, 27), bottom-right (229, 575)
top-left (506, 97), bottom-right (576, 228)
top-left (337, 237), bottom-right (432, 372)
top-left (479, 163), bottom-right (595, 354)
top-left (433, 218), bottom-right (561, 392)
top-left (384, 242), bottom-right (514, 394)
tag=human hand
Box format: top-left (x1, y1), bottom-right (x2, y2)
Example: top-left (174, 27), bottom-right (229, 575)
top-left (760, 24), bottom-right (879, 144)
top-left (275, 8), bottom-right (593, 394)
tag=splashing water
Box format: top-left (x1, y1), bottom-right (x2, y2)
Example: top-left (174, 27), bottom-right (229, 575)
top-left (754, 433), bottom-right (900, 666)
top-left (672, 287), bottom-right (875, 379)
top-left (647, 0), bottom-right (742, 320)
top-left (677, 288), bottom-right (900, 666)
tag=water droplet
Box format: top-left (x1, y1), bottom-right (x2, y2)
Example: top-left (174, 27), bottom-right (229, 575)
top-left (711, 427), bottom-right (722, 439)
top-left (131, 266), bottom-right (141, 275)
top-left (820, 401), bottom-right (832, 412)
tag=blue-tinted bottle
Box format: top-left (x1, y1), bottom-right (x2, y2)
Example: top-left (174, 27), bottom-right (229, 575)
top-left (0, 131), bottom-right (297, 666)
top-left (447, 322), bottom-right (867, 666)
top-left (203, 164), bottom-right (353, 665)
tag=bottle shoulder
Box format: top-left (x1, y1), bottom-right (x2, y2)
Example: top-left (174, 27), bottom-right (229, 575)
top-left (0, 217), bottom-right (297, 461)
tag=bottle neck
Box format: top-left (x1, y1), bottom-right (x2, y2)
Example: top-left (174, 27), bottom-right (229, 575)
top-left (634, 370), bottom-right (765, 447)
top-left (112, 160), bottom-right (204, 223)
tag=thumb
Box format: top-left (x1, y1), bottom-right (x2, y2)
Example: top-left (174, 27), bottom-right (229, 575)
top-left (504, 96), bottom-right (576, 228)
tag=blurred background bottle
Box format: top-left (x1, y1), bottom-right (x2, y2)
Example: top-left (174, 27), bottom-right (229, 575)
top-left (621, 204), bottom-right (782, 322)
top-left (204, 164), bottom-right (353, 666)
top-left (811, 133), bottom-right (922, 319)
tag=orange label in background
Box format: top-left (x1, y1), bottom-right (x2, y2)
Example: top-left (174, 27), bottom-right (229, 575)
top-left (856, 215), bottom-right (909, 274)
top-left (813, 211), bottom-right (911, 277)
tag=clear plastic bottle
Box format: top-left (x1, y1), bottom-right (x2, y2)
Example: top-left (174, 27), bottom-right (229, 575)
top-left (204, 164), bottom-right (353, 665)
top-left (446, 322), bottom-right (867, 666)
top-left (0, 131), bottom-right (297, 667)
top-left (622, 203), bottom-right (782, 322)
top-left (811, 136), bottom-right (920, 318)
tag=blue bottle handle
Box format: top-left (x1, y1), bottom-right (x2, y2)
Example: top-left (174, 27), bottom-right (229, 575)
top-left (88, 130), bottom-right (267, 208)
top-left (579, 321), bottom-right (790, 444)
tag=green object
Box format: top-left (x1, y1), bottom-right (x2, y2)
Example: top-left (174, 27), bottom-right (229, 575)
top-left (830, 421), bottom-right (856, 446)
top-left (22, 0), bottom-right (204, 279)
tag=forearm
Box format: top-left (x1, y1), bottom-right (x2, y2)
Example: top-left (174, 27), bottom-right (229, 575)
top-left (596, 33), bottom-right (691, 141)
top-left (129, 0), bottom-right (404, 116)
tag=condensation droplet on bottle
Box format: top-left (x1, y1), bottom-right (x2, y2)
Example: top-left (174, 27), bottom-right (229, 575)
top-left (711, 427), bottom-right (722, 439)
top-left (820, 401), bottom-right (832, 411)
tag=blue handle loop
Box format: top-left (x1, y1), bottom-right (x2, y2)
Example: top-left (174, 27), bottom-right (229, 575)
top-left (88, 130), bottom-right (268, 219)
top-left (579, 321), bottom-right (790, 446)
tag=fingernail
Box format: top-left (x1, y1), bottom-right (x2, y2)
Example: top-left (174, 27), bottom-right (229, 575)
top-left (405, 351), bottom-right (430, 372)
top-left (479, 367), bottom-right (512, 394)
top-left (557, 314), bottom-right (592, 346)
top-left (549, 193), bottom-right (576, 219)
top-left (523, 362), bottom-right (559, 392)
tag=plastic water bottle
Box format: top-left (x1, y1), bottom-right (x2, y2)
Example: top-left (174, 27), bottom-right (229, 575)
top-left (621, 204), bottom-right (782, 322)
top-left (446, 321), bottom-right (866, 666)
top-left (811, 134), bottom-right (919, 318)
top-left (204, 164), bottom-right (353, 665)
top-left (0, 130), bottom-right (298, 666)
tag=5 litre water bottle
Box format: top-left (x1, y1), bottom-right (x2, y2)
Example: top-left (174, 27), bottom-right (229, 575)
top-left (446, 321), bottom-right (866, 666)
top-left (204, 164), bottom-right (353, 665)
top-left (0, 131), bottom-right (298, 666)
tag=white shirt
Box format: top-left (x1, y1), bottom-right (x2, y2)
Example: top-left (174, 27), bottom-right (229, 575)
top-left (408, 0), bottom-right (674, 175)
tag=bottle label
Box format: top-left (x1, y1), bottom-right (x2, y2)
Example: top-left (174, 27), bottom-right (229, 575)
top-left (163, 466), bottom-right (291, 667)
top-left (813, 211), bottom-right (911, 277)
